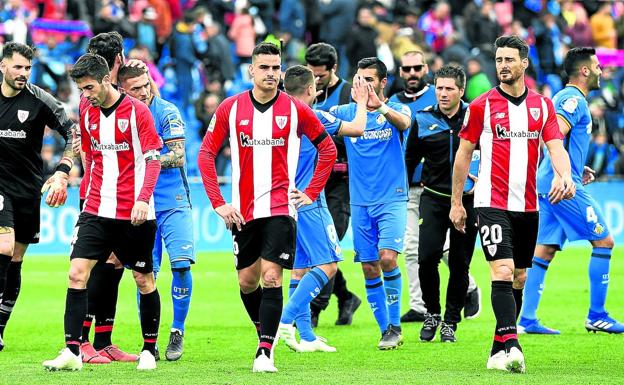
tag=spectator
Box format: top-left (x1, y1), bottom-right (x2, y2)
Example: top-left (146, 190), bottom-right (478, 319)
top-left (346, 7), bottom-right (379, 76)
top-left (590, 3), bottom-right (617, 49)
top-left (418, 1), bottom-right (453, 54)
top-left (465, 56), bottom-right (492, 102)
top-left (463, 0), bottom-right (501, 50)
top-left (195, 92), bottom-right (221, 139)
top-left (228, 7), bottom-right (256, 63)
top-left (0, 0), bottom-right (36, 44)
top-left (93, 0), bottom-right (135, 37)
top-left (148, 0), bottom-right (173, 56)
top-left (562, 2), bottom-right (593, 48)
top-left (319, 0), bottom-right (357, 78)
top-left (136, 6), bottom-right (158, 56)
top-left (171, 9), bottom-right (200, 119)
top-left (202, 21), bottom-right (235, 83)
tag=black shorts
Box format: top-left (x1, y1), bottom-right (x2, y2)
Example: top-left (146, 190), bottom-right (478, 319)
top-left (70, 212), bottom-right (156, 273)
top-left (0, 190), bottom-right (40, 244)
top-left (475, 207), bottom-right (538, 269)
top-left (231, 215), bottom-right (296, 270)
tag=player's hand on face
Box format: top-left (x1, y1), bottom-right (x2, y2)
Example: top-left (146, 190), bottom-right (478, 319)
top-left (449, 204), bottom-right (467, 234)
top-left (215, 204), bottom-right (245, 231)
top-left (131, 201), bottom-right (149, 226)
top-left (351, 75), bottom-right (369, 104)
top-left (366, 83), bottom-right (382, 110)
top-left (289, 188), bottom-right (312, 209)
top-left (582, 166), bottom-right (596, 185)
top-left (41, 171), bottom-right (69, 208)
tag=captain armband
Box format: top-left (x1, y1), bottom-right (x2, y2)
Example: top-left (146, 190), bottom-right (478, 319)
top-left (144, 149), bottom-right (161, 162)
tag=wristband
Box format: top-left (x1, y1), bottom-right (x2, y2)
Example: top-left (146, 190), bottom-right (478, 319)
top-left (55, 163), bottom-right (72, 175)
top-left (377, 103), bottom-right (389, 115)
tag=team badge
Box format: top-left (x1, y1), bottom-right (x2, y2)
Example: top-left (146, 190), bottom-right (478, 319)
top-left (17, 110), bottom-right (29, 123)
top-left (275, 116), bottom-right (287, 129)
top-left (487, 244), bottom-right (497, 256)
top-left (117, 119), bottom-right (129, 133)
top-left (376, 114), bottom-right (386, 124)
top-left (562, 97), bottom-right (578, 114)
top-left (593, 223), bottom-right (605, 235)
top-left (530, 108), bottom-right (541, 121)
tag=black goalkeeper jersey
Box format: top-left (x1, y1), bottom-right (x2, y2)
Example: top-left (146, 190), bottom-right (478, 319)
top-left (0, 83), bottom-right (73, 198)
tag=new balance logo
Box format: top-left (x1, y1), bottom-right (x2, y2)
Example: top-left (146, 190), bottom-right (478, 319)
top-left (239, 119), bottom-right (249, 126)
top-left (278, 253), bottom-right (290, 260)
top-left (135, 261), bottom-right (146, 268)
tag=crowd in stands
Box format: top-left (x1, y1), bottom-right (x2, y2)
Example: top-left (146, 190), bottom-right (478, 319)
top-left (1, 0), bottom-right (623, 181)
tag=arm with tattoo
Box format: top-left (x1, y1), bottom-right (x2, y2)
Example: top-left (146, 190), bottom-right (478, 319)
top-left (160, 139), bottom-right (186, 169)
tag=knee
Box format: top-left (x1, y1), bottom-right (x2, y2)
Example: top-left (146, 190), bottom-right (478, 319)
top-left (361, 262), bottom-right (380, 280)
top-left (323, 263), bottom-right (338, 278)
top-left (261, 269), bottom-right (282, 288)
top-left (0, 239), bottom-right (14, 257)
top-left (238, 275), bottom-right (260, 293)
top-left (379, 250), bottom-right (397, 271)
top-left (68, 265), bottom-right (89, 288)
top-left (593, 236), bottom-right (615, 250)
top-left (513, 269), bottom-right (527, 289)
top-left (291, 268), bottom-right (307, 281)
top-left (135, 272), bottom-right (155, 294)
top-left (491, 263), bottom-right (514, 281)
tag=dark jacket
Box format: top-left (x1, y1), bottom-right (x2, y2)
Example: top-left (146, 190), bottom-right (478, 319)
top-left (405, 103), bottom-right (468, 196)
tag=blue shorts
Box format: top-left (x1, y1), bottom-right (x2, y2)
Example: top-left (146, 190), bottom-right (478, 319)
top-left (294, 207), bottom-right (343, 269)
top-left (153, 207), bottom-right (196, 273)
top-left (351, 201), bottom-right (407, 263)
top-left (537, 188), bottom-right (610, 250)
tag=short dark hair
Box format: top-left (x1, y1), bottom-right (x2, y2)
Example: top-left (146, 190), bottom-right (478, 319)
top-left (87, 32), bottom-right (124, 71)
top-left (494, 35), bottom-right (529, 60)
top-left (564, 47), bottom-right (596, 78)
top-left (252, 42), bottom-right (281, 61)
top-left (434, 64), bottom-right (466, 89)
top-left (118, 65), bottom-right (148, 84)
top-left (284, 65), bottom-right (314, 95)
top-left (305, 43), bottom-right (337, 70)
top-left (1, 42), bottom-right (35, 61)
top-left (357, 57), bottom-right (387, 80)
top-left (69, 54), bottom-right (110, 83)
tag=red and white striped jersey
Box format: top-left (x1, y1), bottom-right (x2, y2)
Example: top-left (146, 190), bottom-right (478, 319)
top-left (80, 94), bottom-right (162, 220)
top-left (460, 87), bottom-right (563, 212)
top-left (200, 90), bottom-right (329, 222)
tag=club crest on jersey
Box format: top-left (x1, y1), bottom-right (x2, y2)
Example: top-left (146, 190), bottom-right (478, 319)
top-left (275, 116), bottom-right (287, 129)
top-left (530, 108), bottom-right (541, 121)
top-left (17, 110), bottom-right (29, 123)
top-left (487, 245), bottom-right (497, 256)
top-left (117, 119), bottom-right (129, 133)
top-left (593, 223), bottom-right (605, 235)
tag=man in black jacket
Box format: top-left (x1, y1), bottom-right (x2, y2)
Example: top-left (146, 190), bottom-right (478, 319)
top-left (404, 65), bottom-right (479, 343)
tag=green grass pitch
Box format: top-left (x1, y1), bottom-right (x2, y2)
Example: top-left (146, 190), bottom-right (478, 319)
top-left (0, 247), bottom-right (622, 385)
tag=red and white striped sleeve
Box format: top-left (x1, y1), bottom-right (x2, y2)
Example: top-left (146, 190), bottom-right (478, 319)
top-left (459, 97), bottom-right (485, 144)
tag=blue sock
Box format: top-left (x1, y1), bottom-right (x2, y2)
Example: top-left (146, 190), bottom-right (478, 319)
top-left (589, 247), bottom-right (612, 316)
top-left (281, 268), bottom-right (329, 325)
top-left (520, 256), bottom-right (550, 321)
top-left (383, 267), bottom-right (402, 327)
top-left (171, 268), bottom-right (193, 331)
top-left (365, 276), bottom-right (389, 333)
top-left (288, 279), bottom-right (316, 342)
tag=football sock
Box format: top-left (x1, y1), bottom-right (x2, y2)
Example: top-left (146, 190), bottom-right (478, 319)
top-left (491, 281), bottom-right (520, 354)
top-left (240, 286), bottom-right (262, 338)
top-left (288, 279), bottom-right (315, 342)
top-left (383, 267), bottom-right (402, 328)
top-left (171, 267), bottom-right (192, 331)
top-left (0, 261), bottom-right (22, 334)
top-left (257, 287), bottom-right (282, 358)
top-left (93, 265), bottom-right (123, 350)
top-left (139, 289), bottom-right (161, 356)
top-left (65, 288), bottom-right (88, 355)
top-left (365, 276), bottom-right (389, 333)
top-left (0, 254), bottom-right (11, 333)
top-left (333, 268), bottom-right (352, 302)
top-left (281, 268), bottom-right (328, 324)
top-left (512, 288), bottom-right (523, 321)
top-left (520, 256), bottom-right (549, 321)
top-left (589, 247), bottom-right (612, 315)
